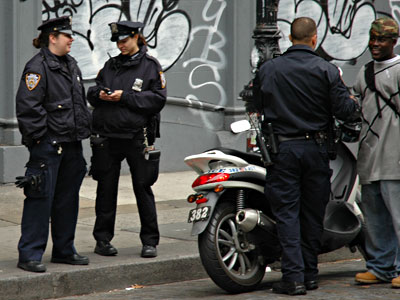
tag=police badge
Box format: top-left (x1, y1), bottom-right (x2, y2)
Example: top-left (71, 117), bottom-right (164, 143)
top-left (132, 78), bottom-right (143, 92)
top-left (25, 73), bottom-right (41, 91)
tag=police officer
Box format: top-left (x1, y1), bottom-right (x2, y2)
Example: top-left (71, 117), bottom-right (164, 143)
top-left (255, 17), bottom-right (359, 295)
top-left (87, 21), bottom-right (166, 258)
top-left (15, 16), bottom-right (91, 272)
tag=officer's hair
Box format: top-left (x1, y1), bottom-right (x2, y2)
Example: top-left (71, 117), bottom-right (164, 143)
top-left (137, 33), bottom-right (147, 46)
top-left (290, 17), bottom-right (317, 42)
top-left (32, 32), bottom-right (61, 49)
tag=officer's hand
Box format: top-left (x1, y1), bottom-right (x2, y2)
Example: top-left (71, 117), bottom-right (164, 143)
top-left (15, 176), bottom-right (31, 188)
top-left (109, 90), bottom-right (123, 102)
top-left (99, 90), bottom-right (112, 101)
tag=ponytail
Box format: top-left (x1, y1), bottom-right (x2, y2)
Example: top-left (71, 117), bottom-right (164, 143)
top-left (32, 32), bottom-right (60, 48)
top-left (137, 34), bottom-right (147, 47)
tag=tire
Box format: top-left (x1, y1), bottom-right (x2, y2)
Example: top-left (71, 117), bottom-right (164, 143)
top-left (198, 201), bottom-right (267, 294)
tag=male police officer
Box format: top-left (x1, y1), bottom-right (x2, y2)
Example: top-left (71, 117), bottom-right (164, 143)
top-left (255, 17), bottom-right (359, 295)
top-left (15, 16), bottom-right (91, 272)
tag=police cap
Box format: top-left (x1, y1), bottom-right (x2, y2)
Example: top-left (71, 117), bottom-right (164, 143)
top-left (37, 16), bottom-right (73, 36)
top-left (109, 21), bottom-right (144, 42)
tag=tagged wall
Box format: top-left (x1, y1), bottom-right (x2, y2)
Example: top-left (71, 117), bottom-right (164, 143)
top-left (1, 0), bottom-right (400, 182)
top-left (42, 0), bottom-right (191, 79)
top-left (276, 0), bottom-right (400, 85)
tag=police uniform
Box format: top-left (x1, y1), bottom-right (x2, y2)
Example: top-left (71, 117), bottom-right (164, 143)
top-left (256, 44), bottom-right (358, 285)
top-left (87, 21), bottom-right (166, 256)
top-left (15, 16), bottom-right (91, 272)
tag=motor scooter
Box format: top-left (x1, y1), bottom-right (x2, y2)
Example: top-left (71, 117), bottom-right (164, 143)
top-left (184, 117), bottom-right (366, 294)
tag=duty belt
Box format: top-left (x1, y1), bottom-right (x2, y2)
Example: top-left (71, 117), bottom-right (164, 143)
top-left (277, 132), bottom-right (327, 144)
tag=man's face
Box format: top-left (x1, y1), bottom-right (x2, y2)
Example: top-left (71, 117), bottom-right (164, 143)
top-left (368, 33), bottom-right (396, 61)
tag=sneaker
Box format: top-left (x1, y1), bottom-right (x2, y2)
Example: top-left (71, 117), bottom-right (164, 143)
top-left (392, 276), bottom-right (400, 288)
top-left (355, 271), bottom-right (382, 284)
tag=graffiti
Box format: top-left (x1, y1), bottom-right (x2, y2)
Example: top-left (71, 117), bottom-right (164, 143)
top-left (42, 0), bottom-right (191, 79)
top-left (182, 0), bottom-right (227, 110)
top-left (391, 0), bottom-right (400, 32)
top-left (278, 0), bottom-right (376, 63)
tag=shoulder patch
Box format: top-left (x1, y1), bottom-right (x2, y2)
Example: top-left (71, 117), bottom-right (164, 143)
top-left (25, 73), bottom-right (41, 91)
top-left (159, 71), bottom-right (166, 89)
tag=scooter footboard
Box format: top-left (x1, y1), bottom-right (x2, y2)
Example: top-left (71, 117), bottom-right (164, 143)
top-left (189, 191), bottom-right (222, 236)
top-left (321, 200), bottom-right (362, 253)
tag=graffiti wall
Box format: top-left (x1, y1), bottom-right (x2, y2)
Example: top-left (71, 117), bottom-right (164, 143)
top-left (42, 0), bottom-right (191, 79)
top-left (40, 0), bottom-right (400, 102)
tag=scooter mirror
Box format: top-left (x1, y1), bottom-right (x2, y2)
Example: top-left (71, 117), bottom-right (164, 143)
top-left (230, 120), bottom-right (251, 133)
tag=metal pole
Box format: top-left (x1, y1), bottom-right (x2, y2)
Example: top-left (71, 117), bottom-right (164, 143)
top-left (239, 0), bottom-right (281, 105)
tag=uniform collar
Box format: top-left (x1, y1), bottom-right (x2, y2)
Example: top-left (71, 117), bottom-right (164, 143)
top-left (284, 44), bottom-right (318, 56)
top-left (115, 45), bottom-right (147, 67)
top-left (40, 47), bottom-right (73, 70)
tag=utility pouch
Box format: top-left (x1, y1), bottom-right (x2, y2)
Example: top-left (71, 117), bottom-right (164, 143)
top-left (144, 146), bottom-right (161, 161)
top-left (89, 135), bottom-right (111, 179)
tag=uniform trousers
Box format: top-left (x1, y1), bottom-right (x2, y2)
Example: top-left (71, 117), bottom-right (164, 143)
top-left (18, 139), bottom-right (87, 262)
top-left (92, 138), bottom-right (160, 246)
top-left (265, 139), bottom-right (332, 283)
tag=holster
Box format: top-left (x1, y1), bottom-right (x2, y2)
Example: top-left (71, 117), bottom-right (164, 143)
top-left (327, 119), bottom-right (338, 160)
top-left (89, 136), bottom-right (112, 180)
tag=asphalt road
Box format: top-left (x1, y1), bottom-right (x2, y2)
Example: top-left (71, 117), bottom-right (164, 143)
top-left (47, 259), bottom-right (400, 300)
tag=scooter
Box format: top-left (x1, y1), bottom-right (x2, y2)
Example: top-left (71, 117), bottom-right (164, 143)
top-left (184, 117), bottom-right (366, 294)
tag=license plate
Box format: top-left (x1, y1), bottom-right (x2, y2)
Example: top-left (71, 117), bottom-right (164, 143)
top-left (188, 206), bottom-right (211, 223)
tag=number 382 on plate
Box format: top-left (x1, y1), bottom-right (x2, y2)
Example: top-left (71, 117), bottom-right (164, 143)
top-left (188, 206), bottom-right (210, 223)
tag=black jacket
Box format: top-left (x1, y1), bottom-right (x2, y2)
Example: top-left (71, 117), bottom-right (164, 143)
top-left (256, 45), bottom-right (358, 136)
top-left (16, 47), bottom-right (91, 146)
top-left (87, 46), bottom-right (167, 140)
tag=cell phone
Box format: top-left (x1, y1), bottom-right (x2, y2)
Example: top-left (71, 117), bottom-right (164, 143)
top-left (102, 87), bottom-right (113, 95)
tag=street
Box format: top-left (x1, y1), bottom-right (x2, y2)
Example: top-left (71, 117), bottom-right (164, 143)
top-left (48, 259), bottom-right (400, 300)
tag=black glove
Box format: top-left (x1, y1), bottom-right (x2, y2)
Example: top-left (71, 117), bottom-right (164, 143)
top-left (15, 175), bottom-right (41, 190)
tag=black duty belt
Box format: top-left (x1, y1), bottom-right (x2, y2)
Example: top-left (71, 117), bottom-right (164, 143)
top-left (277, 132), bottom-right (327, 143)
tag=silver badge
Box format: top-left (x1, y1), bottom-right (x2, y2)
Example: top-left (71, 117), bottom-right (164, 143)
top-left (132, 78), bottom-right (143, 92)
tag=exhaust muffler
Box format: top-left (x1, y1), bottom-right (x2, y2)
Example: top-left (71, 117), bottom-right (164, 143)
top-left (236, 209), bottom-right (276, 234)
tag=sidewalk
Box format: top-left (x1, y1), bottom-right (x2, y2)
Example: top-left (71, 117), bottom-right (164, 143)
top-left (0, 171), bottom-right (363, 300)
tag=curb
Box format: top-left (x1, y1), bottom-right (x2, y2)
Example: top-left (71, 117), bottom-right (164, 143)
top-left (0, 254), bottom-right (206, 300)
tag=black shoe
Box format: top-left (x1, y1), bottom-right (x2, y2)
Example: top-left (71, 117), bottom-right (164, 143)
top-left (272, 281), bottom-right (307, 296)
top-left (17, 260), bottom-right (46, 273)
top-left (51, 253), bottom-right (89, 265)
top-left (141, 245), bottom-right (157, 258)
top-left (94, 241), bottom-right (118, 256)
top-left (305, 280), bottom-right (318, 290)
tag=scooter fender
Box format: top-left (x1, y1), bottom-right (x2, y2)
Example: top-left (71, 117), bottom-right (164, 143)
top-left (190, 190), bottom-right (225, 236)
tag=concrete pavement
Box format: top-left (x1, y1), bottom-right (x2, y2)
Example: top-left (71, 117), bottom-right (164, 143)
top-left (0, 171), bottom-right (364, 300)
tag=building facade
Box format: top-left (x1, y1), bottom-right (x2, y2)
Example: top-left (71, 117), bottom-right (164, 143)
top-left (0, 0), bottom-right (397, 182)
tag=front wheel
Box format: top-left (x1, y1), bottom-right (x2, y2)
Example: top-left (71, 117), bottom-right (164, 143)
top-left (198, 202), bottom-right (267, 293)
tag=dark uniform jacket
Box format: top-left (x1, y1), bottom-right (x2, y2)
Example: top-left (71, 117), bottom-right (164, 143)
top-left (16, 47), bottom-right (91, 146)
top-left (256, 44), bottom-right (358, 136)
top-left (87, 45), bottom-right (167, 140)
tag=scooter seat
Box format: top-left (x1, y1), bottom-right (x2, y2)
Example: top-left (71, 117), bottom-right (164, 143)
top-left (208, 147), bottom-right (264, 167)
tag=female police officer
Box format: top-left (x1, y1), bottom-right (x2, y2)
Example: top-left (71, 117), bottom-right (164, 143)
top-left (15, 16), bottom-right (91, 272)
top-left (87, 21), bottom-right (166, 258)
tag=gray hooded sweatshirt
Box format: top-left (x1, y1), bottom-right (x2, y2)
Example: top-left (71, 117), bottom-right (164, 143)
top-left (353, 55), bottom-right (400, 184)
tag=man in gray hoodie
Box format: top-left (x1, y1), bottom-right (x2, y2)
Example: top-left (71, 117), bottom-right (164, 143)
top-left (353, 17), bottom-right (400, 288)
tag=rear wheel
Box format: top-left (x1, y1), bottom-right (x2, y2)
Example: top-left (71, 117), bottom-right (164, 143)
top-left (198, 201), bottom-right (267, 293)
